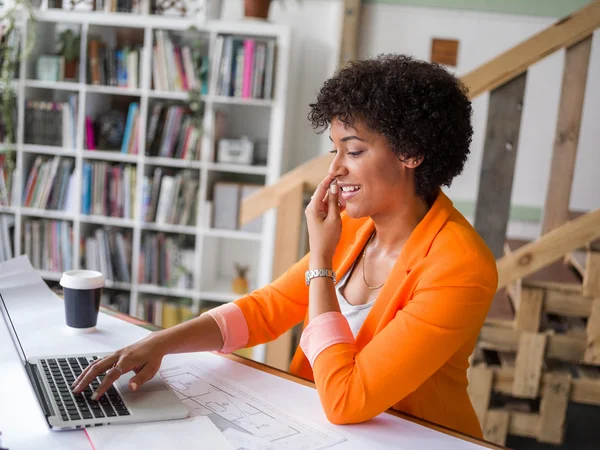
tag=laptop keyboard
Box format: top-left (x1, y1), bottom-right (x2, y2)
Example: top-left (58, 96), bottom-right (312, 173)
top-left (40, 356), bottom-right (130, 422)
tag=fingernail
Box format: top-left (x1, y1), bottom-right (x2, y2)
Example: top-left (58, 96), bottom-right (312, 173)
top-left (91, 392), bottom-right (97, 401)
top-left (130, 382), bottom-right (137, 391)
top-left (330, 183), bottom-right (338, 194)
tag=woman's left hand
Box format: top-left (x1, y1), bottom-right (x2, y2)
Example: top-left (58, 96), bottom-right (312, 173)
top-left (305, 175), bottom-right (343, 267)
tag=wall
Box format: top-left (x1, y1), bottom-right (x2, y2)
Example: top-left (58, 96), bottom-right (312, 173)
top-left (221, 1), bottom-right (600, 240)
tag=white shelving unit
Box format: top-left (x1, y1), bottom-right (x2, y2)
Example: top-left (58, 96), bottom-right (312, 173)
top-left (1, 9), bottom-right (292, 339)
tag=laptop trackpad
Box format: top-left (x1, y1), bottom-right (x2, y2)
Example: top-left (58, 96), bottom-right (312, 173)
top-left (116, 371), bottom-right (169, 393)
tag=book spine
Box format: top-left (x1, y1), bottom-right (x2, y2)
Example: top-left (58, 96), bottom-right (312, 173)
top-left (242, 39), bottom-right (255, 98)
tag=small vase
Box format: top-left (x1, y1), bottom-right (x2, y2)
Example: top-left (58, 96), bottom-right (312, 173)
top-left (244, 0), bottom-right (272, 20)
top-left (64, 60), bottom-right (78, 81)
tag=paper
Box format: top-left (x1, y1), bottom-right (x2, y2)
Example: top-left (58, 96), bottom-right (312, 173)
top-left (160, 363), bottom-right (346, 450)
top-left (85, 415), bottom-right (235, 450)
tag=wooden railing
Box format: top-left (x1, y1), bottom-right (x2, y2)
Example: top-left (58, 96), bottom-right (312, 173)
top-left (240, 0), bottom-right (600, 370)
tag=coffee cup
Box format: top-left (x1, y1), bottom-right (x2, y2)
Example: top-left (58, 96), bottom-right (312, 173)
top-left (59, 270), bottom-right (105, 333)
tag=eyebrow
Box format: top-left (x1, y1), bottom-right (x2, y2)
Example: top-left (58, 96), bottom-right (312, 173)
top-left (328, 135), bottom-right (366, 143)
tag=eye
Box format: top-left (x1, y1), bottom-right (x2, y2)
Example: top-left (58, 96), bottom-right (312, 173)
top-left (348, 150), bottom-right (363, 157)
top-left (329, 149), bottom-right (338, 154)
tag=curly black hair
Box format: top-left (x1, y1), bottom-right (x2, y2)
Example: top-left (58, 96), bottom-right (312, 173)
top-left (308, 54), bottom-right (473, 204)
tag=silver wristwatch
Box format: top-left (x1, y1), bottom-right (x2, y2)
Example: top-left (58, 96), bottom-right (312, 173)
top-left (305, 269), bottom-right (336, 286)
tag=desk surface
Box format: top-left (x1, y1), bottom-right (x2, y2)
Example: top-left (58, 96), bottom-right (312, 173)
top-left (0, 257), bottom-right (504, 450)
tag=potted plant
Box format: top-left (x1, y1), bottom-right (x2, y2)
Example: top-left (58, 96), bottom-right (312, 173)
top-left (57, 29), bottom-right (80, 81)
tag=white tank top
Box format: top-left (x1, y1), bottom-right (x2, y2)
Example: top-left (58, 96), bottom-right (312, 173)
top-left (335, 261), bottom-right (375, 338)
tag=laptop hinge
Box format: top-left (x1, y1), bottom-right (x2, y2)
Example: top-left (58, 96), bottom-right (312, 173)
top-left (27, 362), bottom-right (54, 417)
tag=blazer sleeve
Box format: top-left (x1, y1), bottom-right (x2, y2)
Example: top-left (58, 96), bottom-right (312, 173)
top-left (304, 252), bottom-right (497, 424)
top-left (232, 252), bottom-right (310, 348)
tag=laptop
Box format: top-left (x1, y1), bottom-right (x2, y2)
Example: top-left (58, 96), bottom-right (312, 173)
top-left (0, 291), bottom-right (189, 431)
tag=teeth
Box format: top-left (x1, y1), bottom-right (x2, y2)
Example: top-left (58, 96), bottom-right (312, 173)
top-left (341, 186), bottom-right (360, 192)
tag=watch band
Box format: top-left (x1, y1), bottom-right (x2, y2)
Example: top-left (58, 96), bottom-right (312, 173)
top-left (305, 269), bottom-right (336, 286)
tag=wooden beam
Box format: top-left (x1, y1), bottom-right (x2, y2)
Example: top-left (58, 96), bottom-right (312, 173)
top-left (474, 73), bottom-right (527, 259)
top-left (264, 183), bottom-right (305, 370)
top-left (339, 0), bottom-right (362, 67)
top-left (512, 332), bottom-right (546, 398)
top-left (496, 208), bottom-right (600, 290)
top-left (483, 410), bottom-right (510, 447)
top-left (461, 1), bottom-right (600, 98)
top-left (239, 154), bottom-right (332, 226)
top-left (541, 36), bottom-right (592, 234)
top-left (584, 252), bottom-right (600, 298)
top-left (514, 287), bottom-right (543, 332)
top-left (489, 367), bottom-right (600, 406)
top-left (467, 366), bottom-right (493, 426)
top-left (544, 289), bottom-right (593, 318)
top-left (584, 299), bottom-right (600, 365)
top-left (538, 372), bottom-right (571, 444)
top-left (509, 412), bottom-right (540, 439)
top-left (478, 326), bottom-right (587, 362)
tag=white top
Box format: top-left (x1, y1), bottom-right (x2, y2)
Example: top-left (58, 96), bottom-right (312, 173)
top-left (335, 262), bottom-right (375, 338)
top-left (59, 270), bottom-right (105, 290)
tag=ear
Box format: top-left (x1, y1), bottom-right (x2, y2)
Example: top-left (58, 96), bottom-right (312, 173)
top-left (399, 155), bottom-right (424, 169)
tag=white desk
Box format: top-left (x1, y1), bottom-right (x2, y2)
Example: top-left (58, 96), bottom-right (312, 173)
top-left (0, 257), bottom-right (500, 450)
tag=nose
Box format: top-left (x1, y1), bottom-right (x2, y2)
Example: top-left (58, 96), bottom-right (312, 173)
top-left (328, 152), bottom-right (347, 178)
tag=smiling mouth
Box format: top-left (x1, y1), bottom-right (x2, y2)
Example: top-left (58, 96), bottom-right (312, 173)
top-left (340, 185), bottom-right (361, 200)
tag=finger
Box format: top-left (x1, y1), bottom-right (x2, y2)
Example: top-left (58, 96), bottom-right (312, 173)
top-left (72, 356), bottom-right (116, 394)
top-left (327, 182), bottom-right (340, 218)
top-left (309, 175), bottom-right (334, 207)
top-left (92, 358), bottom-right (128, 400)
top-left (128, 361), bottom-right (160, 392)
top-left (71, 357), bottom-right (102, 389)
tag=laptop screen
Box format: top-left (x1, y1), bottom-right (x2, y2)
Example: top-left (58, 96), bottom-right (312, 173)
top-left (0, 290), bottom-right (28, 366)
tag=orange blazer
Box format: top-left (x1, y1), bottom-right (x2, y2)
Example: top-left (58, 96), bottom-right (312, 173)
top-left (233, 190), bottom-right (498, 438)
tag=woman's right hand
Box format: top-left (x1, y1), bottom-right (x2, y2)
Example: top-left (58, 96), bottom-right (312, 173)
top-left (71, 333), bottom-right (165, 400)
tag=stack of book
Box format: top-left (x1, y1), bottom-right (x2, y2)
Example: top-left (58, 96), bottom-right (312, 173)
top-left (142, 168), bottom-right (198, 226)
top-left (213, 36), bottom-right (276, 99)
top-left (152, 30), bottom-right (208, 93)
top-left (24, 97), bottom-right (77, 148)
top-left (146, 104), bottom-right (202, 160)
top-left (88, 39), bottom-right (141, 88)
top-left (0, 215), bottom-right (14, 262)
top-left (23, 219), bottom-right (73, 272)
top-left (136, 296), bottom-right (194, 328)
top-left (139, 232), bottom-right (195, 289)
top-left (81, 162), bottom-right (135, 218)
top-left (83, 227), bottom-right (131, 283)
top-left (22, 156), bottom-right (76, 211)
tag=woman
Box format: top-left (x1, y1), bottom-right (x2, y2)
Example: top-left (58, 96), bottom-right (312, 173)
top-left (73, 54), bottom-right (497, 438)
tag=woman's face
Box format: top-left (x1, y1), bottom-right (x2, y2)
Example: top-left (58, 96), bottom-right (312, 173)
top-left (328, 118), bottom-right (417, 219)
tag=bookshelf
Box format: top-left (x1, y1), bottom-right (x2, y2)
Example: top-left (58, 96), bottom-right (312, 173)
top-left (0, 8), bottom-right (292, 348)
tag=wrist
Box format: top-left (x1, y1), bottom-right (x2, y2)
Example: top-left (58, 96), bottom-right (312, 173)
top-left (147, 329), bottom-right (172, 356)
top-left (309, 255), bottom-right (333, 270)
